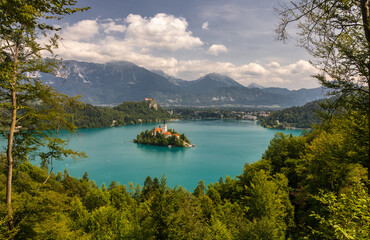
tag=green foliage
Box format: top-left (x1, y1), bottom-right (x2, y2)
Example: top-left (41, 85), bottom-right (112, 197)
top-left (0, 0), bottom-right (89, 233)
top-left (275, 0), bottom-right (370, 184)
top-left (207, 217), bottom-right (233, 240)
top-left (84, 188), bottom-right (110, 211)
top-left (242, 170), bottom-right (294, 239)
top-left (179, 133), bottom-right (191, 145)
top-left (259, 99), bottom-right (325, 129)
top-left (193, 180), bottom-right (206, 197)
top-left (310, 181), bottom-right (370, 240)
top-left (0, 215), bottom-right (18, 240)
top-left (72, 101), bottom-right (172, 129)
top-left (239, 216), bottom-right (285, 240)
top-left (86, 206), bottom-right (135, 240)
top-left (261, 132), bottom-right (307, 188)
top-left (134, 128), bottom-right (191, 147)
top-left (302, 131), bottom-right (362, 193)
top-left (299, 111), bottom-right (369, 194)
top-left (207, 176), bottom-right (244, 203)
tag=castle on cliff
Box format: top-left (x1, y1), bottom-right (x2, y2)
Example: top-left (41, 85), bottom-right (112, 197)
top-left (145, 98), bottom-right (158, 110)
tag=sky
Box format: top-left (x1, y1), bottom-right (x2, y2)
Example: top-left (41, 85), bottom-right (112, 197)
top-left (47, 0), bottom-right (321, 89)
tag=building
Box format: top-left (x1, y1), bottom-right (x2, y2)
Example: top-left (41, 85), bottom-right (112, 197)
top-left (152, 120), bottom-right (179, 139)
top-left (164, 131), bottom-right (172, 138)
top-left (149, 121), bottom-right (184, 143)
top-left (163, 120), bottom-right (167, 132)
top-left (154, 127), bottom-right (163, 136)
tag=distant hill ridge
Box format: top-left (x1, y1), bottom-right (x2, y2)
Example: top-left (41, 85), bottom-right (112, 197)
top-left (258, 99), bottom-right (327, 129)
top-left (41, 60), bottom-right (328, 107)
top-left (73, 100), bottom-right (171, 129)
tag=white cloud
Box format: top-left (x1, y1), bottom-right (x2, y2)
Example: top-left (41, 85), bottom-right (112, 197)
top-left (171, 60), bottom-right (319, 89)
top-left (61, 20), bottom-right (99, 41)
top-left (202, 22), bottom-right (209, 30)
top-left (239, 63), bottom-right (267, 76)
top-left (46, 16), bottom-right (321, 89)
top-left (124, 13), bottom-right (203, 51)
top-left (53, 38), bottom-right (320, 88)
top-left (274, 60), bottom-right (318, 76)
top-left (267, 61), bottom-right (280, 68)
top-left (102, 21), bottom-right (126, 33)
top-left (207, 44), bottom-right (227, 56)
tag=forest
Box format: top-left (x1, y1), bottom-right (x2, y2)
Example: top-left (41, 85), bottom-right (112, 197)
top-left (72, 101), bottom-right (172, 129)
top-left (258, 99), bottom-right (325, 129)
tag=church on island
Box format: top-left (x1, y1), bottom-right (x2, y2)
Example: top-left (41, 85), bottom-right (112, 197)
top-left (153, 120), bottom-right (180, 139)
top-left (133, 120), bottom-right (192, 147)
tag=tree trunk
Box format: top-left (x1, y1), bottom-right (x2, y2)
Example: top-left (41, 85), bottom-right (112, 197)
top-left (360, 0), bottom-right (370, 184)
top-left (361, 0), bottom-right (370, 43)
top-left (6, 88), bottom-right (17, 231)
top-left (368, 81), bottom-right (370, 182)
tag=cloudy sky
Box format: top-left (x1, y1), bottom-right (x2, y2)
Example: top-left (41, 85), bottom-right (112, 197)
top-left (49, 0), bottom-right (321, 89)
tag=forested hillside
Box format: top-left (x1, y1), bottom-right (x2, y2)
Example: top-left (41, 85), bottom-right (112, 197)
top-left (0, 109), bottom-right (368, 239)
top-left (258, 99), bottom-right (324, 129)
top-left (72, 100), bottom-right (171, 128)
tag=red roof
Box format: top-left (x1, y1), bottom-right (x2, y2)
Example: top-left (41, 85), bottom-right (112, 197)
top-left (154, 128), bottom-right (162, 132)
top-left (164, 131), bottom-right (172, 135)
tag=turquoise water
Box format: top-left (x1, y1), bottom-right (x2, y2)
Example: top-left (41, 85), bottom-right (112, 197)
top-left (47, 120), bottom-right (301, 191)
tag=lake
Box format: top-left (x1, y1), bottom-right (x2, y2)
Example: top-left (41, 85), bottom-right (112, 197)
top-left (50, 119), bottom-right (301, 191)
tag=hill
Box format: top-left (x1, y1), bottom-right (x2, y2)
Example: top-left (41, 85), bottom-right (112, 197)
top-left (72, 99), bottom-right (171, 128)
top-left (258, 99), bottom-right (326, 129)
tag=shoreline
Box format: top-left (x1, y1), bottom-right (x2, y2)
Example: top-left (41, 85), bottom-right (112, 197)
top-left (133, 142), bottom-right (195, 148)
top-left (73, 118), bottom-right (312, 132)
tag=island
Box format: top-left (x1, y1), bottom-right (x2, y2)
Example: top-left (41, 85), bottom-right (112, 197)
top-left (133, 121), bottom-right (193, 147)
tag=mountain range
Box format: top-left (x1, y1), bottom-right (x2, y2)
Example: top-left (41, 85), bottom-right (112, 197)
top-left (41, 60), bottom-right (328, 108)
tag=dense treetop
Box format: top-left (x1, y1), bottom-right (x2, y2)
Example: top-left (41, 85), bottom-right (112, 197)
top-left (258, 99), bottom-right (325, 129)
top-left (72, 100), bottom-right (172, 129)
top-left (134, 128), bottom-right (191, 147)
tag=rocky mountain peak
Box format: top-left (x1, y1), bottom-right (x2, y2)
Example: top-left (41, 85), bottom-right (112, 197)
top-left (40, 60), bottom-right (326, 107)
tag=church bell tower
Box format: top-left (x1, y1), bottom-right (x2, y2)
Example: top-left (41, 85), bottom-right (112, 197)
top-left (163, 120), bottom-right (167, 132)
